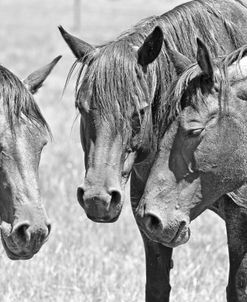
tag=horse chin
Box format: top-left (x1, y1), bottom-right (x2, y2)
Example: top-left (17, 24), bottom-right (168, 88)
top-left (87, 212), bottom-right (121, 223)
top-left (1, 230), bottom-right (36, 260)
top-left (143, 227), bottom-right (191, 248)
top-left (162, 227), bottom-right (191, 248)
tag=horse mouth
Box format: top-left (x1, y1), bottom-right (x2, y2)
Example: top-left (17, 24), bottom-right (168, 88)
top-left (87, 213), bottom-right (120, 223)
top-left (142, 224), bottom-right (191, 248)
top-left (1, 231), bottom-right (36, 260)
top-left (168, 225), bottom-right (191, 248)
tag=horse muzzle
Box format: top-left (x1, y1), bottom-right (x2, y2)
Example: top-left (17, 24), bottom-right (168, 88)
top-left (0, 220), bottom-right (51, 260)
top-left (77, 185), bottom-right (123, 222)
top-left (137, 206), bottom-right (191, 247)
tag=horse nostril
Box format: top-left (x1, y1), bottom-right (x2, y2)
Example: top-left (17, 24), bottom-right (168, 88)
top-left (77, 186), bottom-right (85, 207)
top-left (109, 190), bottom-right (121, 206)
top-left (143, 213), bottom-right (163, 233)
top-left (12, 221), bottom-right (31, 243)
top-left (178, 220), bottom-right (186, 234)
top-left (46, 222), bottom-right (52, 237)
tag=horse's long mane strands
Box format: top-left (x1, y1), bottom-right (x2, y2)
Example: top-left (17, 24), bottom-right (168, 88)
top-left (160, 44), bottom-right (247, 139)
top-left (222, 44), bottom-right (247, 70)
top-left (219, 44), bottom-right (247, 111)
top-left (76, 27), bottom-right (157, 135)
top-left (69, 0), bottom-right (247, 138)
top-left (159, 63), bottom-right (203, 136)
top-left (0, 65), bottom-right (49, 133)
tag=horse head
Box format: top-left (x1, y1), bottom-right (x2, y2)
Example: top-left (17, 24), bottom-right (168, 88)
top-left (59, 26), bottom-right (164, 222)
top-left (0, 56), bottom-right (61, 259)
top-left (137, 39), bottom-right (247, 247)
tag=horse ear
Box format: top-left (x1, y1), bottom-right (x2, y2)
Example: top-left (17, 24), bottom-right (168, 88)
top-left (58, 26), bottom-right (94, 59)
top-left (196, 38), bottom-right (214, 79)
top-left (164, 40), bottom-right (191, 75)
top-left (137, 26), bottom-right (163, 71)
top-left (24, 56), bottom-right (62, 94)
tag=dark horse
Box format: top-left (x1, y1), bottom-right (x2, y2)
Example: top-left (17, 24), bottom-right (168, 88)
top-left (137, 40), bottom-right (247, 301)
top-left (0, 55), bottom-right (61, 260)
top-left (59, 0), bottom-right (247, 300)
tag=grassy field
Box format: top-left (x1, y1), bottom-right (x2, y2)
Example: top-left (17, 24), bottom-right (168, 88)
top-left (0, 0), bottom-right (228, 301)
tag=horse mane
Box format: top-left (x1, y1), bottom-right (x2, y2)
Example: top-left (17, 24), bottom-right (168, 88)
top-left (71, 0), bottom-right (247, 141)
top-left (75, 15), bottom-right (159, 137)
top-left (222, 44), bottom-right (247, 70)
top-left (0, 65), bottom-right (49, 133)
top-left (160, 44), bottom-right (247, 137)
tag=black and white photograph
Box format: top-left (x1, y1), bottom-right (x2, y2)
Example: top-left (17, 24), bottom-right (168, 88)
top-left (1, 0), bottom-right (247, 301)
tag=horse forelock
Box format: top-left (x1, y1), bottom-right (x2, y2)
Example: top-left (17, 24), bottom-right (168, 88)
top-left (0, 65), bottom-right (50, 134)
top-left (75, 27), bottom-right (159, 141)
top-left (221, 44), bottom-right (247, 73)
top-left (159, 64), bottom-right (203, 136)
top-left (160, 44), bottom-right (247, 138)
top-left (217, 44), bottom-right (247, 111)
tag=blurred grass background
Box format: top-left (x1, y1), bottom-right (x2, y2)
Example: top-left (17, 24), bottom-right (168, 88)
top-left (0, 0), bottom-right (228, 301)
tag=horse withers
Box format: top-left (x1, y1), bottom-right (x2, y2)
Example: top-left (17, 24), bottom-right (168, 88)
top-left (137, 41), bottom-right (247, 300)
top-left (0, 56), bottom-right (61, 260)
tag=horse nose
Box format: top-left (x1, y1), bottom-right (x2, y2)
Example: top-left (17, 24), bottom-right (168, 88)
top-left (107, 188), bottom-right (122, 207)
top-left (142, 212), bottom-right (164, 234)
top-left (142, 211), bottom-right (187, 243)
top-left (46, 221), bottom-right (52, 237)
top-left (77, 186), bottom-right (85, 208)
top-left (11, 221), bottom-right (31, 243)
top-left (77, 185), bottom-right (122, 209)
top-left (11, 219), bottom-right (51, 245)
top-left (77, 185), bottom-right (122, 221)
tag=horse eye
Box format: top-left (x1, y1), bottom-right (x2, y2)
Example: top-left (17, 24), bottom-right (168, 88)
top-left (186, 128), bottom-right (204, 137)
top-left (121, 170), bottom-right (129, 178)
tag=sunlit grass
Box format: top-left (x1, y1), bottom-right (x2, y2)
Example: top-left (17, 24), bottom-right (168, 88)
top-left (0, 0), bottom-right (229, 301)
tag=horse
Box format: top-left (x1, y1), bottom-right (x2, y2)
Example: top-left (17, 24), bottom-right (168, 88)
top-left (137, 40), bottom-right (247, 301)
top-left (59, 0), bottom-right (247, 300)
top-left (0, 55), bottom-right (61, 260)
